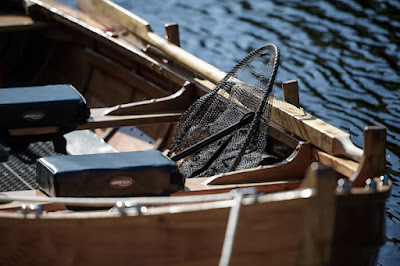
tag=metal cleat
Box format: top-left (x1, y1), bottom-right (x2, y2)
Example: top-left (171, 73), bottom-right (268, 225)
top-left (380, 175), bottom-right (389, 186)
top-left (336, 178), bottom-right (352, 193)
top-left (19, 204), bottom-right (43, 217)
top-left (365, 178), bottom-right (377, 190)
top-left (115, 201), bottom-right (143, 216)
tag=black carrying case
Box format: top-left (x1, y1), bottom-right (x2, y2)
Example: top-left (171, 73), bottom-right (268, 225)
top-left (36, 150), bottom-right (184, 197)
top-left (0, 84), bottom-right (89, 130)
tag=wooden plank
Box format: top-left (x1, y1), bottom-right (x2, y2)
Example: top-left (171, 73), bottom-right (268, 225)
top-left (76, 0), bottom-right (124, 35)
top-left (314, 150), bottom-right (359, 178)
top-left (106, 126), bottom-right (155, 152)
top-left (282, 80), bottom-right (300, 107)
top-left (8, 126), bottom-right (60, 136)
top-left (165, 23), bottom-right (180, 46)
top-left (299, 163), bottom-right (337, 264)
top-left (202, 142), bottom-right (313, 185)
top-left (269, 96), bottom-right (363, 161)
top-left (350, 126), bottom-right (386, 186)
top-left (184, 179), bottom-right (301, 195)
top-left (79, 109), bottom-right (183, 130)
top-left (0, 191), bottom-right (312, 265)
top-left (0, 15), bottom-right (34, 28)
top-left (30, 0), bottom-right (109, 31)
top-left (0, 15), bottom-right (50, 31)
top-left (104, 81), bottom-right (197, 115)
top-left (7, 109), bottom-right (182, 136)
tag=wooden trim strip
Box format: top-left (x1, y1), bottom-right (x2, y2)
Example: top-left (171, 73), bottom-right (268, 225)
top-left (203, 142), bottom-right (314, 185)
top-left (0, 15), bottom-right (51, 32)
top-left (7, 109), bottom-right (182, 136)
top-left (314, 150), bottom-right (359, 178)
top-left (78, 109), bottom-right (183, 130)
top-left (269, 97), bottom-right (363, 161)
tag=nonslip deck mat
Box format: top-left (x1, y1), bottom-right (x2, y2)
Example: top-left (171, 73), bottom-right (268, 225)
top-left (0, 141), bottom-right (60, 192)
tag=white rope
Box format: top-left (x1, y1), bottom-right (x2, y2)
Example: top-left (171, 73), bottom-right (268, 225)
top-left (0, 191), bottom-right (234, 207)
top-left (219, 191), bottom-right (245, 266)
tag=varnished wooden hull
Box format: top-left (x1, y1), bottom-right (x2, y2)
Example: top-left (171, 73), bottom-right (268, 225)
top-left (0, 1), bottom-right (391, 265)
top-left (0, 191), bottom-right (312, 265)
top-left (331, 191), bottom-right (389, 265)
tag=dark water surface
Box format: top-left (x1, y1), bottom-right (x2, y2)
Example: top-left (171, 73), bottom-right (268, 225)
top-left (64, 0), bottom-right (400, 263)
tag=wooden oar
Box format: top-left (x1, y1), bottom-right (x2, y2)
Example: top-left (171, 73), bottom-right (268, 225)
top-left (6, 82), bottom-right (198, 137)
top-left (79, 0), bottom-right (364, 162)
top-left (83, 0), bottom-right (226, 84)
top-left (7, 109), bottom-right (182, 137)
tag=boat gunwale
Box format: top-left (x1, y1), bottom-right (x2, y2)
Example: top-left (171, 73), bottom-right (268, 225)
top-left (0, 187), bottom-right (316, 218)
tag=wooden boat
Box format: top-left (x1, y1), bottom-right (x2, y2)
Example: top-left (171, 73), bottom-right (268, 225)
top-left (0, 0), bottom-right (391, 265)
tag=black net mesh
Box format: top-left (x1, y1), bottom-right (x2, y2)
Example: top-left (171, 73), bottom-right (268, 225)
top-left (169, 44), bottom-right (280, 178)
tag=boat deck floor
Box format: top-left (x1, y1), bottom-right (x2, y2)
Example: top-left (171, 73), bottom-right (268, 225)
top-left (0, 141), bottom-right (60, 192)
top-left (0, 128), bottom-right (157, 193)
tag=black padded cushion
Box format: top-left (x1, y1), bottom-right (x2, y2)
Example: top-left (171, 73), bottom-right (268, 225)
top-left (36, 150), bottom-right (184, 197)
top-left (0, 84), bottom-right (89, 130)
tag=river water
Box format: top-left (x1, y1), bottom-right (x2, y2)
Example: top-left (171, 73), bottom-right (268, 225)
top-left (64, 0), bottom-right (400, 263)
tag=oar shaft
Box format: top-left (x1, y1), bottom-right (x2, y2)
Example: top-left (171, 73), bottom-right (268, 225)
top-left (93, 0), bottom-right (226, 84)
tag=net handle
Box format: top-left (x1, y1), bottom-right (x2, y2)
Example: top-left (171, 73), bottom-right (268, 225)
top-left (170, 112), bottom-right (255, 161)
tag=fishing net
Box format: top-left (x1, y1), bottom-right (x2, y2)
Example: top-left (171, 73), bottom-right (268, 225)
top-left (169, 44), bottom-right (280, 178)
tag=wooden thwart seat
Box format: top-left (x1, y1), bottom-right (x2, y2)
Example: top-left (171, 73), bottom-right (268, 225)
top-left (6, 82), bottom-right (197, 137)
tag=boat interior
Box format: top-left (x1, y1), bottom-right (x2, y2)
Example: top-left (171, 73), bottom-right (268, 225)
top-left (0, 0), bottom-right (391, 198)
top-left (0, 1), bottom-right (392, 265)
